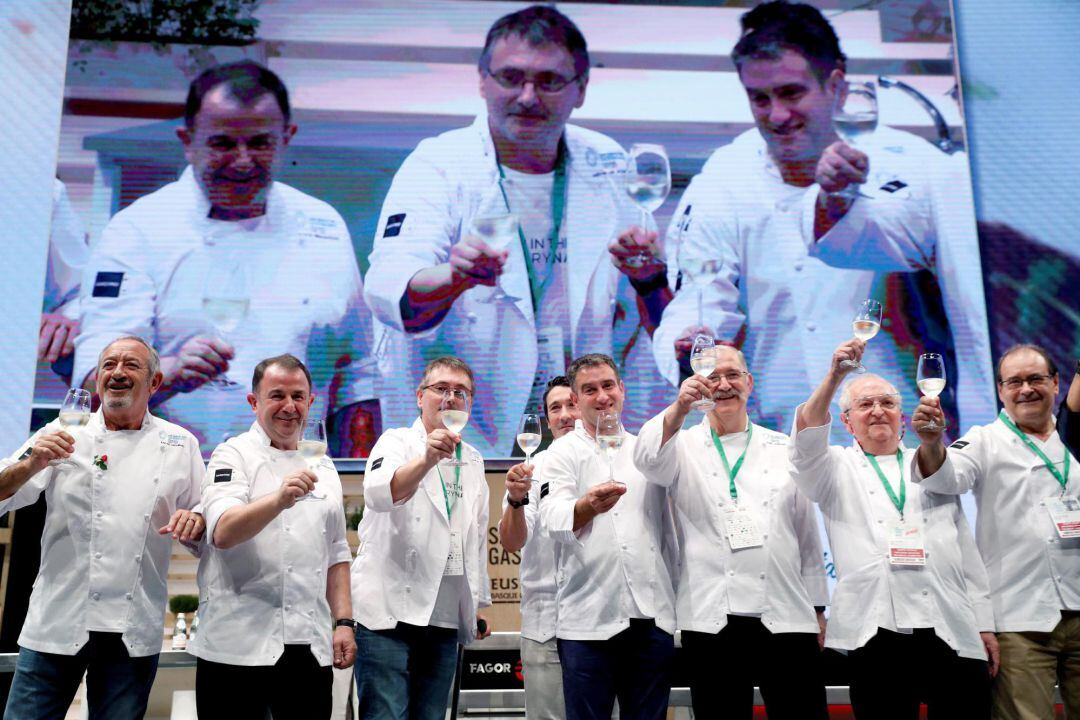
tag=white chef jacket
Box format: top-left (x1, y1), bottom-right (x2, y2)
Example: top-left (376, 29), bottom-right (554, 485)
top-left (75, 166), bottom-right (377, 453)
top-left (788, 410), bottom-right (993, 660)
top-left (191, 422), bottom-right (352, 667)
top-left (913, 412), bottom-right (1080, 632)
top-left (539, 421), bottom-right (676, 640)
top-left (634, 414), bottom-right (827, 635)
top-left (0, 410), bottom-right (203, 657)
top-left (44, 178), bottom-right (88, 319)
top-left (501, 450), bottom-right (558, 643)
top-left (351, 419), bottom-right (491, 645)
top-left (364, 113), bottom-right (669, 457)
top-left (654, 127), bottom-right (995, 440)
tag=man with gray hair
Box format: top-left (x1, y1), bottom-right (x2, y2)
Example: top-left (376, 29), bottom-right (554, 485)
top-left (789, 338), bottom-right (996, 718)
top-left (0, 336), bottom-right (204, 719)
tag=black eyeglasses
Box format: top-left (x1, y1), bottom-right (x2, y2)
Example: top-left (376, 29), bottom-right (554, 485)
top-left (484, 67), bottom-right (581, 93)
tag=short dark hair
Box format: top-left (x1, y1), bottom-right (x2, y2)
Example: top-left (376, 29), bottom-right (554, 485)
top-left (567, 354), bottom-right (619, 391)
top-left (184, 60), bottom-right (291, 128)
top-left (252, 354), bottom-right (312, 394)
top-left (419, 356), bottom-right (475, 393)
top-left (479, 5), bottom-right (590, 80)
top-left (996, 343), bottom-right (1059, 382)
top-left (732, 1), bottom-right (846, 85)
top-left (542, 375), bottom-right (571, 417)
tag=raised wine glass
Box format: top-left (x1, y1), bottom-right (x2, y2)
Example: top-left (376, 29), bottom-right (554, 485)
top-left (831, 80), bottom-right (878, 199)
top-left (624, 143), bottom-right (671, 267)
top-left (689, 334), bottom-right (717, 410)
top-left (595, 410), bottom-right (625, 487)
top-left (440, 389), bottom-right (471, 467)
top-left (843, 299), bottom-right (883, 374)
top-left (916, 353), bottom-right (947, 431)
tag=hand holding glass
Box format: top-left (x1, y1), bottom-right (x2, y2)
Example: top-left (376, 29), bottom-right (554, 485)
top-left (843, 299), bottom-right (882, 374)
top-left (52, 388), bottom-right (91, 467)
top-left (916, 353), bottom-right (947, 431)
top-left (517, 413), bottom-right (542, 467)
top-left (595, 410), bottom-right (625, 486)
top-left (689, 334), bottom-right (717, 409)
top-left (624, 144), bottom-right (671, 267)
top-left (831, 80), bottom-right (878, 199)
top-left (440, 390), bottom-right (471, 467)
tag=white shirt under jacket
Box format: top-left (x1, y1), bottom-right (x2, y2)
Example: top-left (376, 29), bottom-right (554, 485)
top-left (634, 414), bottom-right (826, 634)
top-left (351, 419), bottom-right (491, 645)
top-left (789, 409), bottom-right (992, 660)
top-left (539, 421), bottom-right (676, 641)
top-left (191, 422), bottom-right (352, 667)
top-left (912, 412), bottom-right (1080, 632)
top-left (501, 450), bottom-right (557, 643)
top-left (0, 410), bottom-right (203, 657)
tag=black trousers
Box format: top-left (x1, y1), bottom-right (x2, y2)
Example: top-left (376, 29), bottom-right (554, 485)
top-left (681, 615), bottom-right (828, 720)
top-left (196, 644), bottom-right (333, 720)
top-left (849, 628), bottom-right (991, 719)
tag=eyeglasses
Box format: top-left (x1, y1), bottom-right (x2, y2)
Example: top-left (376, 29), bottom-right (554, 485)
top-left (846, 394), bottom-right (901, 413)
top-left (484, 67), bottom-right (581, 93)
top-left (422, 383), bottom-right (473, 399)
top-left (999, 374), bottom-right (1054, 390)
top-left (709, 371), bottom-right (749, 384)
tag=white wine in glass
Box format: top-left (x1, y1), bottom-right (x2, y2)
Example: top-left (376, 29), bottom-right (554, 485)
top-left (624, 143), bottom-right (671, 267)
top-left (689, 334), bottom-right (717, 409)
top-left (831, 80), bottom-right (879, 199)
top-left (516, 413), bottom-right (542, 465)
top-left (296, 418), bottom-right (328, 501)
top-left (916, 353), bottom-right (947, 431)
top-left (843, 299), bottom-right (882, 374)
top-left (595, 410), bottom-right (625, 486)
top-left (53, 388), bottom-right (91, 467)
top-left (440, 389), bottom-right (471, 467)
top-left (202, 261), bottom-right (249, 386)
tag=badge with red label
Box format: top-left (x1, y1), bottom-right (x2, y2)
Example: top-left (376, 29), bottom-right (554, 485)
top-left (1046, 496), bottom-right (1080, 539)
top-left (887, 521), bottom-right (926, 566)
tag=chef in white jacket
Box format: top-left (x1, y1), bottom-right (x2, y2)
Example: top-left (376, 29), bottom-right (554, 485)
top-left (653, 1), bottom-right (994, 441)
top-left (634, 344), bottom-right (829, 719)
top-left (365, 5), bottom-right (672, 457)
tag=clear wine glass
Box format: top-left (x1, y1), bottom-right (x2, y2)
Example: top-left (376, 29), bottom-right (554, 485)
top-left (517, 413), bottom-right (542, 466)
top-left (201, 261), bottom-right (249, 386)
top-left (296, 418), bottom-right (328, 501)
top-left (831, 80), bottom-right (879, 199)
top-left (916, 353), bottom-right (947, 431)
top-left (624, 143), bottom-right (671, 267)
top-left (689, 334), bottom-right (717, 409)
top-left (52, 388), bottom-right (91, 467)
top-left (595, 410), bottom-right (625, 486)
top-left (440, 389), bottom-right (471, 467)
top-left (843, 299), bottom-right (883, 374)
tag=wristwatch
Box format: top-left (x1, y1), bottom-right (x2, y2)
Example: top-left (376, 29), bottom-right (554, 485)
top-left (507, 495), bottom-right (529, 509)
top-left (335, 618), bottom-right (358, 630)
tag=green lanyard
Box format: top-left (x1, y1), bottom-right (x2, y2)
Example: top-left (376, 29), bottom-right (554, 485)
top-left (999, 410), bottom-right (1071, 493)
top-left (710, 423), bottom-right (753, 502)
top-left (495, 140), bottom-right (568, 313)
top-left (435, 445), bottom-right (462, 519)
top-left (866, 450), bottom-right (906, 519)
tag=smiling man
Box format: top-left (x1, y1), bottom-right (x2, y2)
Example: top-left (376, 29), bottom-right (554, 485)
top-left (653, 0), bottom-right (993, 444)
top-left (365, 5), bottom-right (672, 458)
top-left (912, 344), bottom-right (1080, 719)
top-left (538, 354), bottom-right (676, 720)
top-left (790, 339), bottom-right (996, 718)
top-left (190, 353), bottom-right (355, 719)
top-left (633, 344), bottom-right (828, 719)
top-left (0, 336), bottom-right (204, 719)
top-left (75, 60), bottom-right (379, 457)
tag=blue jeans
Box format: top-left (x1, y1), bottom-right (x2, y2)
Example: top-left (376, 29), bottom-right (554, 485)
top-left (558, 619), bottom-right (674, 720)
top-left (354, 623), bottom-right (459, 720)
top-left (4, 632), bottom-right (160, 720)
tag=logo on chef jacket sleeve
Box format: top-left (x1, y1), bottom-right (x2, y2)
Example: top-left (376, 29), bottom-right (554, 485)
top-left (383, 214), bottom-right (406, 238)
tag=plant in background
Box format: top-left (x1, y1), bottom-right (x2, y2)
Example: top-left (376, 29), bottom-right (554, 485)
top-left (345, 503), bottom-right (363, 531)
top-left (168, 594), bottom-right (199, 615)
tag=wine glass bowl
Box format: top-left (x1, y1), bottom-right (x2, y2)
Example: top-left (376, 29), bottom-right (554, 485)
top-left (296, 418), bottom-right (328, 501)
top-left (439, 390), bottom-right (471, 467)
top-left (689, 334), bottom-right (717, 409)
top-left (595, 410), bottom-right (625, 486)
top-left (831, 80), bottom-right (879, 199)
top-left (843, 299), bottom-right (883, 374)
top-left (52, 388), bottom-right (92, 467)
top-left (916, 353), bottom-right (947, 431)
top-left (516, 413), bottom-right (542, 466)
top-left (624, 143), bottom-right (671, 267)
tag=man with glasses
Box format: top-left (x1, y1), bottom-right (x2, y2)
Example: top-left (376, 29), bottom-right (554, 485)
top-left (790, 339), bottom-right (996, 718)
top-left (350, 357), bottom-right (491, 720)
top-left (912, 343), bottom-right (1080, 718)
top-left (499, 376), bottom-right (579, 719)
top-left (365, 5), bottom-right (672, 457)
top-left (634, 344), bottom-right (829, 719)
top-left (539, 354), bottom-right (676, 720)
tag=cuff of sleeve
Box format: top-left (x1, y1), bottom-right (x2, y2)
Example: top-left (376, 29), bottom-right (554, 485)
top-left (789, 405), bottom-right (832, 450)
top-left (203, 496), bottom-right (245, 549)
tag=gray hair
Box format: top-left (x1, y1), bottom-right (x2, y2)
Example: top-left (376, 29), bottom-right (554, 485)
top-left (98, 336), bottom-right (160, 378)
top-left (713, 344), bottom-right (749, 372)
top-left (838, 373), bottom-right (899, 412)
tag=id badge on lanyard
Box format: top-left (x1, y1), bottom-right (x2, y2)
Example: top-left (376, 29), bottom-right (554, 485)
top-left (722, 506), bottom-right (764, 550)
top-left (887, 520), bottom-right (927, 566)
top-left (1045, 496), bottom-right (1080, 539)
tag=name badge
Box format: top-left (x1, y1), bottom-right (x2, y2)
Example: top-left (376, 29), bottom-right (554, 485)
top-left (1045, 496), bottom-right (1080, 539)
top-left (444, 530), bottom-right (465, 576)
top-left (887, 521), bottom-right (926, 566)
top-left (722, 506), bottom-right (763, 550)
